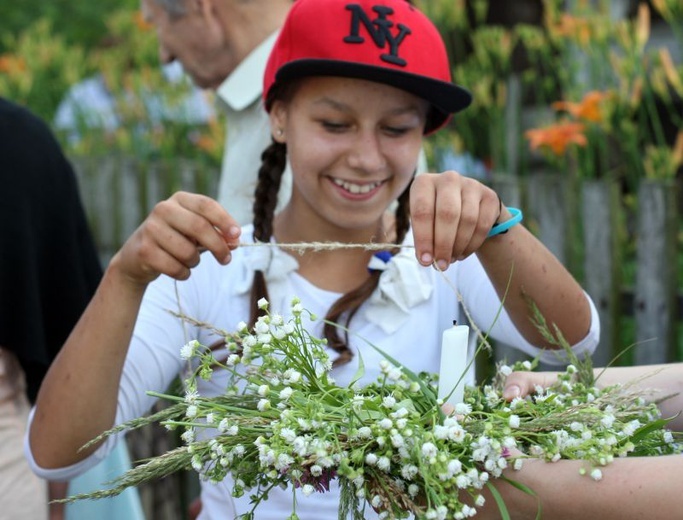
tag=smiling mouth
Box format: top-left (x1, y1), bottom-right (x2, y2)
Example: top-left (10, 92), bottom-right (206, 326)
top-left (331, 178), bottom-right (385, 194)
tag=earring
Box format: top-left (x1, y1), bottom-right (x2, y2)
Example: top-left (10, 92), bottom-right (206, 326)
top-left (276, 129), bottom-right (283, 137)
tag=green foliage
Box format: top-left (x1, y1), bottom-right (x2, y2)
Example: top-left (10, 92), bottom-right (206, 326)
top-left (1, 6), bottom-right (224, 167)
top-left (0, 19), bottom-right (90, 122)
top-left (1, 0), bottom-right (139, 53)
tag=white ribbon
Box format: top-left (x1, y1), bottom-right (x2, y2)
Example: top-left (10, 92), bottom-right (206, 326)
top-left (235, 229), bottom-right (433, 334)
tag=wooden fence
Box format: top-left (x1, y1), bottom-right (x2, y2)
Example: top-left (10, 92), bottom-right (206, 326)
top-left (72, 156), bottom-right (681, 367)
top-left (70, 156), bottom-right (681, 519)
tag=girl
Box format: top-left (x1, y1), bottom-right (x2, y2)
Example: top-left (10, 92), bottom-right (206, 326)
top-left (27, 0), bottom-right (599, 518)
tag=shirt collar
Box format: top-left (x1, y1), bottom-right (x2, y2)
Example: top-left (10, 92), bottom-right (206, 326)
top-left (216, 31), bottom-right (280, 112)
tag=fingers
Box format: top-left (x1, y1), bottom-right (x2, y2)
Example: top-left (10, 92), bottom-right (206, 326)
top-left (503, 371), bottom-right (558, 401)
top-left (118, 192), bottom-right (241, 285)
top-left (163, 192), bottom-right (241, 262)
top-left (411, 172), bottom-right (499, 270)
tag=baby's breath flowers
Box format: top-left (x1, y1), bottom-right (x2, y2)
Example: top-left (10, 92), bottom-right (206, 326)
top-left (70, 298), bottom-right (681, 519)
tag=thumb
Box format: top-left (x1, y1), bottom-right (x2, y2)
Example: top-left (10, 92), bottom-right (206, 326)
top-left (503, 371), bottom-right (553, 401)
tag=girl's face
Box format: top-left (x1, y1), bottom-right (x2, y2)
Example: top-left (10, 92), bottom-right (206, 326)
top-left (270, 76), bottom-right (429, 237)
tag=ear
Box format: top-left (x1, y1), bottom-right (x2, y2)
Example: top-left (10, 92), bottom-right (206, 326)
top-left (269, 101), bottom-right (288, 143)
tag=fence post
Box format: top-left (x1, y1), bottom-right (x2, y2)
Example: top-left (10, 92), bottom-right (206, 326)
top-left (634, 180), bottom-right (678, 364)
top-left (581, 179), bottom-right (622, 366)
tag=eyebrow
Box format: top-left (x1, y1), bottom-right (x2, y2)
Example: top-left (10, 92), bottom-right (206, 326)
top-left (312, 97), bottom-right (423, 116)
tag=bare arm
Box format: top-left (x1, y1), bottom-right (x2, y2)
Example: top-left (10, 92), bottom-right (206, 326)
top-left (410, 171), bottom-right (591, 348)
top-left (29, 193), bottom-right (240, 469)
top-left (505, 363), bottom-right (683, 431)
top-left (476, 454), bottom-right (683, 520)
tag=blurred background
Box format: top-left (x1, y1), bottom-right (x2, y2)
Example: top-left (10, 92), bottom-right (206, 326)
top-left (1, 0), bottom-right (682, 518)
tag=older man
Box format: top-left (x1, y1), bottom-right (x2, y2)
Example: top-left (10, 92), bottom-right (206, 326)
top-left (142, 0), bottom-right (294, 224)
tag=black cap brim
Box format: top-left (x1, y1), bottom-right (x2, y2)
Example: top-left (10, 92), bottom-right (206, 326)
top-left (274, 59), bottom-right (472, 133)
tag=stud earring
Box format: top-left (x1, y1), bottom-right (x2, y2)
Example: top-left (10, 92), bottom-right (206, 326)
top-left (276, 129), bottom-right (283, 137)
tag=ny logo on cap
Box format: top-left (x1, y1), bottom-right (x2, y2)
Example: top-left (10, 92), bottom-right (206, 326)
top-left (343, 4), bottom-right (412, 67)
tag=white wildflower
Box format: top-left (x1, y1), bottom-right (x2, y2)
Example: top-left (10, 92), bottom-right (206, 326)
top-left (357, 426), bottom-right (372, 439)
top-left (280, 428), bottom-right (297, 444)
top-left (401, 464), bottom-right (418, 480)
top-left (379, 418), bottom-right (393, 430)
top-left (509, 415), bottom-right (520, 428)
top-left (301, 484), bottom-right (315, 497)
top-left (365, 453), bottom-right (378, 466)
top-left (180, 340), bottom-right (200, 360)
top-left (257, 399), bottom-right (271, 412)
top-left (590, 468), bottom-right (603, 481)
top-left (284, 370), bottom-right (302, 384)
top-left (257, 298), bottom-right (269, 310)
top-left (377, 456), bottom-right (391, 472)
top-left (421, 442), bottom-right (438, 459)
top-left (454, 402), bottom-right (472, 415)
top-left (382, 395), bottom-right (397, 409)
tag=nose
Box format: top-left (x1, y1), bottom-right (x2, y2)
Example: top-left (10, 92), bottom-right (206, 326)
top-left (346, 131), bottom-right (387, 174)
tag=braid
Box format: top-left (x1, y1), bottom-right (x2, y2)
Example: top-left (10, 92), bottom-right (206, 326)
top-left (323, 180), bottom-right (413, 366)
top-left (249, 140), bottom-right (287, 328)
top-left (394, 179), bottom-right (412, 245)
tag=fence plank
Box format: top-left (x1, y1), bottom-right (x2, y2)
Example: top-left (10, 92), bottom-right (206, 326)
top-left (582, 180), bottom-right (622, 366)
top-left (526, 172), bottom-right (569, 265)
top-left (634, 180), bottom-right (679, 364)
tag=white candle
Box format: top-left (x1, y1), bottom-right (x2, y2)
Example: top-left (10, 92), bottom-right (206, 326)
top-left (438, 321), bottom-right (470, 407)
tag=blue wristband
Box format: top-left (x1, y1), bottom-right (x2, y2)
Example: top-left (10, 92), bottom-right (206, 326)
top-left (487, 207), bottom-right (523, 238)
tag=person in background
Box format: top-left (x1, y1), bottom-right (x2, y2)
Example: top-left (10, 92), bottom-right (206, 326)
top-left (140, 0), bottom-right (294, 224)
top-left (0, 97), bottom-right (144, 519)
top-left (26, 1), bottom-right (599, 518)
top-left (54, 61), bottom-right (215, 145)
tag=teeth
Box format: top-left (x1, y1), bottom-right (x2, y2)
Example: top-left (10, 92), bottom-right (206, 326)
top-left (332, 178), bottom-right (382, 194)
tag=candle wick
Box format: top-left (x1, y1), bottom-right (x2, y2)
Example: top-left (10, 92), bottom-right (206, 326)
top-left (452, 320), bottom-right (457, 326)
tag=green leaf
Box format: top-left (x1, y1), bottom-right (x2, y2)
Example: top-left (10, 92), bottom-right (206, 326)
top-left (485, 482), bottom-right (511, 520)
top-left (498, 476), bottom-right (542, 520)
top-left (348, 348), bottom-right (366, 388)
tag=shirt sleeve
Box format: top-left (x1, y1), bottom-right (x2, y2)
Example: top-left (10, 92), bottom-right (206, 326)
top-left (25, 273), bottom-right (194, 480)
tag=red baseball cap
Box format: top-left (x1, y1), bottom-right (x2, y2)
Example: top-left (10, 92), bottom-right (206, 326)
top-left (263, 0), bottom-right (472, 133)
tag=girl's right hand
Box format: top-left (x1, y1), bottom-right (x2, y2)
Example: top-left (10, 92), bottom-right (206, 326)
top-left (114, 191), bottom-right (241, 286)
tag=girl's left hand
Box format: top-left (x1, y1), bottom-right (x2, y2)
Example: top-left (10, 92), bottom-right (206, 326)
top-left (409, 171), bottom-right (501, 270)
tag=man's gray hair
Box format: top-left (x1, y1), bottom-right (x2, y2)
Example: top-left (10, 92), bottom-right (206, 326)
top-left (153, 0), bottom-right (188, 16)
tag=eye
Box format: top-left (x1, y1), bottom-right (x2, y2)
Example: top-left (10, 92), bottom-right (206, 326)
top-left (320, 120), bottom-right (349, 132)
top-left (383, 126), bottom-right (410, 137)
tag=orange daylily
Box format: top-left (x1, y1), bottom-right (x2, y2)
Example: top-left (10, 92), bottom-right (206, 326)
top-left (525, 121), bottom-right (588, 156)
top-left (553, 14), bottom-right (592, 47)
top-left (134, 11), bottom-right (153, 31)
top-left (552, 91), bottom-right (611, 123)
top-left (0, 54), bottom-right (27, 74)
